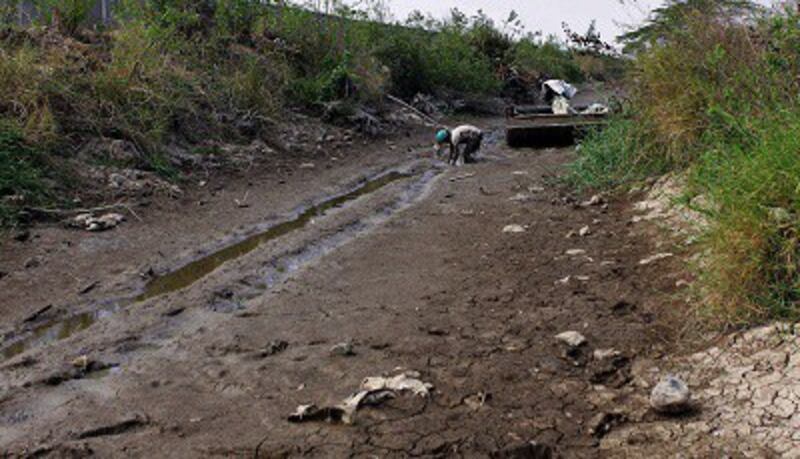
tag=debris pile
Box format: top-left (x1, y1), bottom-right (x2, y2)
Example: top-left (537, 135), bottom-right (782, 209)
top-left (71, 213), bottom-right (125, 232)
top-left (288, 371), bottom-right (433, 425)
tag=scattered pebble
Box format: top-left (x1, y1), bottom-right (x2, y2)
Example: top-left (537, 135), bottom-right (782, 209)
top-left (579, 226), bottom-right (591, 237)
top-left (639, 253), bottom-right (674, 266)
top-left (581, 195), bottom-right (604, 207)
top-left (594, 348), bottom-right (621, 361)
top-left (330, 342), bottom-right (356, 357)
top-left (503, 224), bottom-right (526, 234)
top-left (555, 331), bottom-right (587, 348)
top-left (509, 193), bottom-right (532, 202)
top-left (566, 249), bottom-right (587, 256)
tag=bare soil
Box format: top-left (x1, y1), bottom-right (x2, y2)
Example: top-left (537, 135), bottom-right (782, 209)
top-left (0, 119), bottom-right (692, 457)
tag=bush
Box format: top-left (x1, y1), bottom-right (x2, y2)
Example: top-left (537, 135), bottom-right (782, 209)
top-left (568, 116), bottom-right (669, 190)
top-left (513, 38), bottom-right (584, 82)
top-left (0, 123), bottom-right (45, 226)
top-left (573, 1), bottom-right (800, 324)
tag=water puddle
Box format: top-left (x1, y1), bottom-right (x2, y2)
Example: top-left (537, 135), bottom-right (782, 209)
top-left (135, 171), bottom-right (412, 302)
top-left (2, 170), bottom-right (416, 360)
top-left (3, 309), bottom-right (106, 360)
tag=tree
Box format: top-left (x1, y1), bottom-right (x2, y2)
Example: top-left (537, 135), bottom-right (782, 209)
top-left (617, 0), bottom-right (760, 54)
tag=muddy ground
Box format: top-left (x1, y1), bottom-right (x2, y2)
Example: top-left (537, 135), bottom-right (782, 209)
top-left (0, 119), bottom-right (702, 457)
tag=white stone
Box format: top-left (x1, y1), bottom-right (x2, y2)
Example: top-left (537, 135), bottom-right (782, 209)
top-left (555, 331), bottom-right (587, 348)
top-left (650, 375), bottom-right (691, 414)
top-left (503, 224), bottom-right (526, 234)
top-left (639, 253), bottom-right (674, 266)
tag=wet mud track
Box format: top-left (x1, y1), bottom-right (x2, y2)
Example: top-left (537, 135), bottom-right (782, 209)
top-left (0, 141), bottom-right (683, 457)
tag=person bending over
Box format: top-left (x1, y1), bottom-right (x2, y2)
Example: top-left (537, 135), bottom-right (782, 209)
top-left (435, 125), bottom-right (484, 166)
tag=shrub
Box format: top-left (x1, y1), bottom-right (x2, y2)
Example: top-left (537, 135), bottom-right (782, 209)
top-left (512, 37), bottom-right (584, 82)
top-left (568, 116), bottom-right (669, 190)
top-left (0, 123), bottom-right (45, 226)
top-left (573, 1), bottom-right (800, 324)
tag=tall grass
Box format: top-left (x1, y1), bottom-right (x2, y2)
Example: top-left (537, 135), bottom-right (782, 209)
top-left (571, 1), bottom-right (800, 324)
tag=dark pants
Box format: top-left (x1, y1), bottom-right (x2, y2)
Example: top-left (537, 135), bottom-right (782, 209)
top-left (462, 133), bottom-right (483, 163)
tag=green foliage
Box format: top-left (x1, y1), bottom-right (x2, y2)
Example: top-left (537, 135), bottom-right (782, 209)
top-left (568, 117), bottom-right (669, 190)
top-left (692, 112), bottom-right (800, 323)
top-left (216, 0), bottom-right (263, 37)
top-left (34, 0), bottom-right (96, 35)
top-left (0, 123), bottom-right (45, 226)
top-left (513, 37), bottom-right (584, 82)
top-left (575, 2), bottom-right (800, 324)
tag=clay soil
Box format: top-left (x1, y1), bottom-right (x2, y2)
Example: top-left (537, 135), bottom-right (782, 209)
top-left (0, 119), bottom-right (688, 457)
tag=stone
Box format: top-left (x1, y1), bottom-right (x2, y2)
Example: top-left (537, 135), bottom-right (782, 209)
top-left (330, 342), bottom-right (355, 357)
top-left (566, 249), bottom-right (587, 257)
top-left (594, 349), bottom-right (621, 361)
top-left (581, 195), bottom-right (604, 207)
top-left (509, 193), bottom-right (532, 203)
top-left (650, 375), bottom-right (692, 414)
top-left (639, 253), bottom-right (674, 266)
top-left (579, 226), bottom-right (591, 237)
top-left (555, 331), bottom-right (587, 348)
top-left (503, 224), bottom-right (526, 234)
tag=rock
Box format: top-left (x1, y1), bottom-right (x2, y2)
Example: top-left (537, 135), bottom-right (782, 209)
top-left (555, 276), bottom-right (571, 285)
top-left (650, 375), bottom-right (692, 414)
top-left (555, 331), bottom-right (587, 348)
top-left (566, 249), bottom-right (587, 256)
top-left (639, 253), bottom-right (674, 266)
top-left (299, 163), bottom-right (315, 169)
top-left (594, 348), bottom-right (622, 361)
top-left (509, 193), bottom-right (532, 202)
top-left (260, 340), bottom-right (289, 358)
top-left (503, 224), bottom-right (526, 234)
top-left (581, 195), bottom-right (604, 207)
top-left (588, 412), bottom-right (626, 438)
top-left (73, 213), bottom-right (125, 232)
top-left (330, 342), bottom-right (355, 357)
top-left (579, 226), bottom-right (591, 237)
top-left (72, 355), bottom-right (90, 370)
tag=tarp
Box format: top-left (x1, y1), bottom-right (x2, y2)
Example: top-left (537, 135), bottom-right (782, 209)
top-left (543, 80), bottom-right (578, 100)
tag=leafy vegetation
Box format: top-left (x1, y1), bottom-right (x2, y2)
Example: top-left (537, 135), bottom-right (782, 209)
top-left (571, 0), bottom-right (800, 325)
top-left (0, 123), bottom-right (46, 226)
top-left (0, 0), bottom-right (620, 227)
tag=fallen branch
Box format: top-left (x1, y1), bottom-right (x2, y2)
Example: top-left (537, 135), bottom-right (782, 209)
top-left (24, 201), bottom-right (136, 218)
top-left (385, 94), bottom-right (440, 126)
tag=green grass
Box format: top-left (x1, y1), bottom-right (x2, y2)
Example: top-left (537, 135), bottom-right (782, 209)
top-left (0, 124), bottom-right (46, 226)
top-left (568, 3), bottom-right (800, 325)
top-left (568, 117), bottom-right (672, 190)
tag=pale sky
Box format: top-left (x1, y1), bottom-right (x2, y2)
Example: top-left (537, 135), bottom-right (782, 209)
top-left (369, 0), bottom-right (779, 44)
